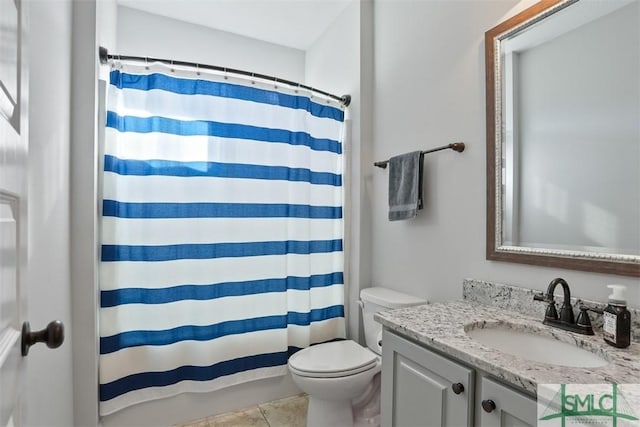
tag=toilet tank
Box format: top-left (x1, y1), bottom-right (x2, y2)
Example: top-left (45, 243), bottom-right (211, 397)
top-left (359, 287), bottom-right (426, 354)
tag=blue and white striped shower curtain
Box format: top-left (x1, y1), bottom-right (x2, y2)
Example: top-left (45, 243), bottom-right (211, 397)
top-left (99, 63), bottom-right (346, 415)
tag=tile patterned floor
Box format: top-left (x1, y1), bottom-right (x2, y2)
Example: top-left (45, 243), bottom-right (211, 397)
top-left (176, 394), bottom-right (309, 427)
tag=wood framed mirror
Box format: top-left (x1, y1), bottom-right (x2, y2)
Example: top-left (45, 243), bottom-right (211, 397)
top-left (485, 0), bottom-right (640, 276)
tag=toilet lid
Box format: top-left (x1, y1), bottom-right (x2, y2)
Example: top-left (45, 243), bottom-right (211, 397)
top-left (288, 340), bottom-right (379, 378)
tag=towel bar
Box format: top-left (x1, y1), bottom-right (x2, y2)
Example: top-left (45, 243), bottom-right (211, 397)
top-left (374, 142), bottom-right (465, 169)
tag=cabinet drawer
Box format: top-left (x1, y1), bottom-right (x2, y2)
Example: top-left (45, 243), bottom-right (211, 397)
top-left (381, 330), bottom-right (474, 427)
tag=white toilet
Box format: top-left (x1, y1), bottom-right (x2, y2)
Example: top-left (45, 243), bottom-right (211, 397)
top-left (288, 287), bottom-right (426, 427)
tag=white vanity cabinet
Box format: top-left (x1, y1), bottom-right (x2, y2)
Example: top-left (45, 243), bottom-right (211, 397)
top-left (381, 330), bottom-right (474, 426)
top-left (381, 330), bottom-right (537, 427)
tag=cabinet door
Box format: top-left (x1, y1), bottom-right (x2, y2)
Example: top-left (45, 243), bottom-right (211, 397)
top-left (381, 330), bottom-right (474, 427)
top-left (479, 377), bottom-right (537, 427)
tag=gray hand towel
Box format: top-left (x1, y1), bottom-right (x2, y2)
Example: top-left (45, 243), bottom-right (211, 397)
top-left (388, 151), bottom-right (424, 221)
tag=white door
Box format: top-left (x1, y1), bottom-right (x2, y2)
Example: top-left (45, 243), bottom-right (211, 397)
top-left (0, 1), bottom-right (64, 425)
top-left (0, 0), bottom-right (27, 424)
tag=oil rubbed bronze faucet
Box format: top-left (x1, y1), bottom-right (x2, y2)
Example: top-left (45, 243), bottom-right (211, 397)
top-left (533, 278), bottom-right (594, 335)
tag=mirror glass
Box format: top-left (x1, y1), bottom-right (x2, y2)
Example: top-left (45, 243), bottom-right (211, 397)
top-left (486, 0), bottom-right (640, 276)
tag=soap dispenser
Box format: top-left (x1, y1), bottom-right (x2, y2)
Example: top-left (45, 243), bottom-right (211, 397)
top-left (603, 285), bottom-right (631, 348)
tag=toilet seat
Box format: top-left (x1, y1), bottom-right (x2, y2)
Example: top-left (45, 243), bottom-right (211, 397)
top-left (288, 340), bottom-right (380, 378)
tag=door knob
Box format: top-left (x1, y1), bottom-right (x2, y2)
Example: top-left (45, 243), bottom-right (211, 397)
top-left (21, 321), bottom-right (64, 356)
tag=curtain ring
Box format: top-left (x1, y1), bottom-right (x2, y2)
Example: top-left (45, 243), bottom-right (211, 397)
top-left (274, 77), bottom-right (278, 90)
top-left (251, 72), bottom-right (255, 85)
top-left (223, 67), bottom-right (228, 80)
top-left (170, 59), bottom-right (175, 73)
top-left (196, 63), bottom-right (200, 76)
top-left (145, 56), bottom-right (149, 70)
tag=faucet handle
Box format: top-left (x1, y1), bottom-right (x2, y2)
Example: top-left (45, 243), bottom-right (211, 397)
top-left (534, 292), bottom-right (558, 320)
top-left (576, 307), bottom-right (595, 335)
top-left (533, 292), bottom-right (553, 303)
top-left (544, 302), bottom-right (559, 321)
top-left (580, 304), bottom-right (603, 315)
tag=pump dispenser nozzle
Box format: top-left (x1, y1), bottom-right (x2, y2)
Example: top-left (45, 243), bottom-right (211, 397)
top-left (607, 285), bottom-right (627, 306)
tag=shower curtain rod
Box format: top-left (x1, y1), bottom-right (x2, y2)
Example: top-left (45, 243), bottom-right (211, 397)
top-left (99, 46), bottom-right (351, 107)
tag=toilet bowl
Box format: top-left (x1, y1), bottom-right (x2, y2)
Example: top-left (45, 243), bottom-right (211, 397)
top-left (289, 340), bottom-right (382, 427)
top-left (288, 287), bottom-right (426, 427)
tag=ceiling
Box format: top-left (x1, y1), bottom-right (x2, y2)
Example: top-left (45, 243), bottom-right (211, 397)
top-left (117, 0), bottom-right (352, 50)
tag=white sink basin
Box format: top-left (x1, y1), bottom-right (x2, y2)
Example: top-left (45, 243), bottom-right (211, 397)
top-left (466, 325), bottom-right (609, 368)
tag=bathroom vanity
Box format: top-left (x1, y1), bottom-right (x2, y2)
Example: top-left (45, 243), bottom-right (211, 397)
top-left (381, 329), bottom-right (536, 426)
top-left (375, 280), bottom-right (640, 427)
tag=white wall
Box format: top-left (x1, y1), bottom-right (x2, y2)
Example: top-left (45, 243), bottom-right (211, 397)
top-left (26, 1), bottom-right (74, 425)
top-left (370, 0), bottom-right (640, 308)
top-left (305, 0), bottom-right (373, 343)
top-left (116, 6), bottom-right (305, 82)
top-left (70, 0), bottom-right (103, 424)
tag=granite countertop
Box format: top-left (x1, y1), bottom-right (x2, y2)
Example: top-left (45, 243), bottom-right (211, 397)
top-left (375, 301), bottom-right (640, 395)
